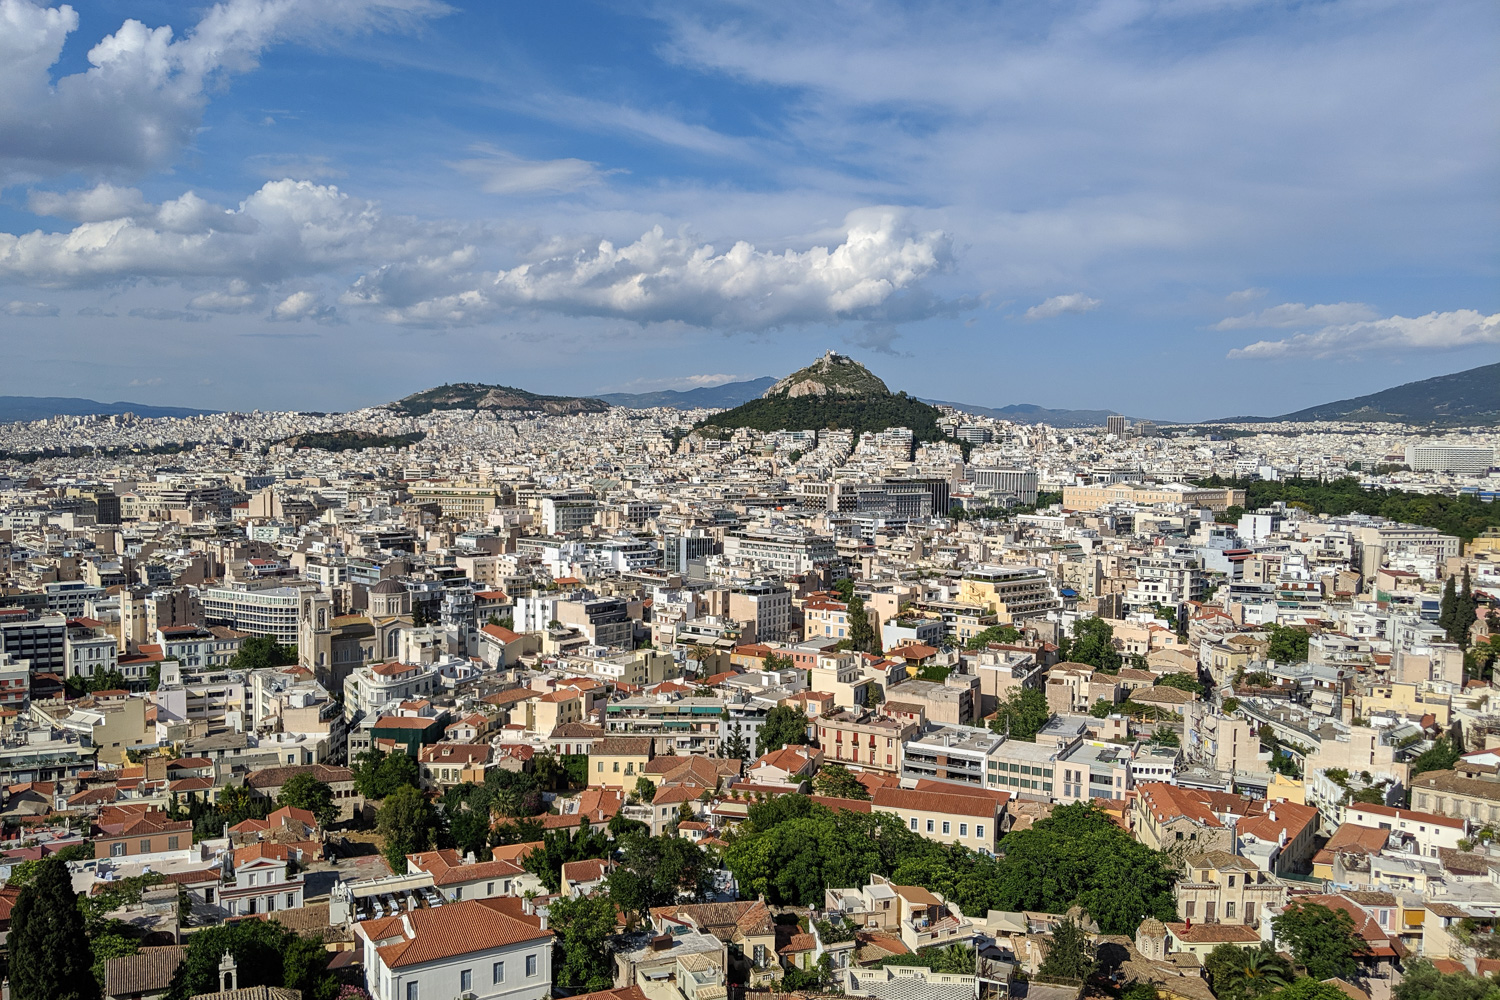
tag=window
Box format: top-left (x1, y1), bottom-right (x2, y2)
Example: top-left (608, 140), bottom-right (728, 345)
top-left (960, 823), bottom-right (968, 837)
top-left (526, 954), bottom-right (538, 977)
top-left (168, 836), bottom-right (180, 850)
top-left (1225, 902), bottom-right (1236, 919)
top-left (976, 824), bottom-right (985, 839)
top-left (926, 820), bottom-right (935, 833)
top-left (407, 983), bottom-right (419, 1000)
top-left (909, 818), bottom-right (918, 830)
top-left (942, 822), bottom-right (951, 834)
top-left (461, 969), bottom-right (473, 992)
top-left (1185, 901), bottom-right (1195, 919)
top-left (487, 882), bottom-right (495, 895)
top-left (598, 762), bottom-right (604, 772)
top-left (111, 841), bottom-right (126, 857)
top-left (454, 886), bottom-right (462, 900)
top-left (139, 839), bottom-right (151, 853)
top-left (493, 962), bottom-right (505, 984)
top-left (613, 762), bottom-right (620, 772)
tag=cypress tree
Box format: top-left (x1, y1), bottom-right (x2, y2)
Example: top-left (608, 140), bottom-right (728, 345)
top-left (1439, 577), bottom-right (1458, 638)
top-left (1455, 567), bottom-right (1478, 648)
top-left (10, 858), bottom-right (97, 1000)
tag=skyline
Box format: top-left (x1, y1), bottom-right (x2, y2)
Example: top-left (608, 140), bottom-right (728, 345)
top-left (0, 0), bottom-right (1497, 419)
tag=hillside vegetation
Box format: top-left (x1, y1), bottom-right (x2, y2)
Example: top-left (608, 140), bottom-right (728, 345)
top-left (391, 383), bottom-right (609, 416)
top-left (1195, 475), bottom-right (1500, 541)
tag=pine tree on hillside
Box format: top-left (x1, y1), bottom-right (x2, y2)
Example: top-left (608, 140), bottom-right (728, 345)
top-left (10, 858), bottom-right (97, 1000)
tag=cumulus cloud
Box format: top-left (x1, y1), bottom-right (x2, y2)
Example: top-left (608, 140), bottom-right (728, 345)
top-left (189, 280), bottom-right (261, 313)
top-left (1024, 293), bottom-right (1100, 321)
top-left (347, 208), bottom-right (950, 331)
top-left (1213, 301), bottom-right (1378, 330)
top-left (0, 0), bottom-right (450, 182)
top-left (1228, 309), bottom-right (1500, 359)
top-left (449, 145), bottom-right (619, 195)
top-left (3, 299), bottom-right (57, 316)
top-left (270, 290), bottom-right (337, 322)
top-left (2, 179), bottom-right (455, 287)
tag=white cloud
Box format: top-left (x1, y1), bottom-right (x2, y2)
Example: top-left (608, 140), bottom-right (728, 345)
top-left (1213, 301), bottom-right (1378, 330)
top-left (1, 179), bottom-right (457, 287)
top-left (0, 0), bottom-right (450, 183)
top-left (27, 183), bottom-right (150, 221)
top-left (1226, 287), bottom-right (1268, 304)
top-left (128, 377), bottom-right (164, 386)
top-left (449, 145), bottom-right (618, 195)
top-left (1228, 309), bottom-right (1500, 359)
top-left (1024, 293), bottom-right (1100, 321)
top-left (129, 306), bottom-right (208, 322)
top-left (189, 280), bottom-right (261, 313)
top-left (270, 290), bottom-right (337, 323)
top-left (3, 299), bottom-right (57, 316)
top-left (346, 208), bottom-right (951, 331)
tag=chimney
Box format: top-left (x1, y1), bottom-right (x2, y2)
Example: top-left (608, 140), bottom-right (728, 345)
top-left (401, 912), bottom-right (414, 937)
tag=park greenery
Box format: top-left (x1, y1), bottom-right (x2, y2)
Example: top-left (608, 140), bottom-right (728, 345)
top-left (966, 624), bottom-right (1022, 649)
top-left (991, 688), bottom-right (1052, 741)
top-left (757, 705), bottom-right (812, 754)
top-left (1193, 475), bottom-right (1500, 542)
top-left (1060, 617), bottom-right (1122, 672)
top-left (722, 798), bottom-right (1176, 935)
top-left (1271, 901), bottom-right (1365, 981)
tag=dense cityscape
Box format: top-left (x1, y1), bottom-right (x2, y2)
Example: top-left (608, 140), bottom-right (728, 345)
top-left (0, 351), bottom-right (1497, 1000)
top-left (1, 1), bottom-right (1496, 1000)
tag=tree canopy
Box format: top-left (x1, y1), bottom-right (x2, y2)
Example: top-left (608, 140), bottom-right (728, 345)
top-left (277, 772), bottom-right (337, 828)
top-left (10, 858), bottom-right (97, 1000)
top-left (376, 785), bottom-right (438, 874)
top-left (989, 687), bottom-right (1051, 741)
top-left (1264, 623), bottom-right (1311, 664)
top-left (1272, 902), bottom-right (1364, 981)
top-left (811, 763), bottom-right (870, 800)
top-left (1395, 958), bottom-right (1500, 1000)
top-left (757, 705), bottom-right (811, 754)
top-left (165, 918), bottom-right (336, 1000)
top-left (548, 893), bottom-right (619, 991)
top-left (228, 635), bottom-right (298, 672)
top-left (1062, 617), bottom-right (1122, 673)
top-left (1204, 943), bottom-right (1293, 1000)
top-left (606, 832), bottom-right (716, 923)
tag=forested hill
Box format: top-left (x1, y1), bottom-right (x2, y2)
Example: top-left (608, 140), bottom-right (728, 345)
top-left (390, 383), bottom-right (609, 416)
top-left (1270, 362), bottom-right (1500, 424)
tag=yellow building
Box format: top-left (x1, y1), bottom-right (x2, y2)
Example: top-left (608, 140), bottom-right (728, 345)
top-left (1062, 483), bottom-right (1245, 513)
top-left (591, 736), bottom-right (654, 789)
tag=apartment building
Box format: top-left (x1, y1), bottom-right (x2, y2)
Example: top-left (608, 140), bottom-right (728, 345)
top-left (356, 899), bottom-right (553, 1000)
top-left (816, 710), bottom-right (917, 774)
top-left (201, 581), bottom-right (312, 643)
top-left (957, 566), bottom-right (1063, 623)
top-left (902, 726), bottom-right (1005, 788)
top-left (344, 661), bottom-right (441, 722)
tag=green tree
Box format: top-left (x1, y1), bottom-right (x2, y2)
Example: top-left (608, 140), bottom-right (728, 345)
top-left (352, 748), bottom-right (421, 799)
top-left (277, 772), bottom-right (337, 829)
top-left (878, 944), bottom-right (976, 974)
top-left (811, 763), bottom-right (870, 800)
top-left (723, 727), bottom-right (751, 760)
top-left (1089, 698), bottom-right (1117, 719)
top-left (1122, 982), bottom-right (1161, 1000)
top-left (1205, 943), bottom-right (1293, 1000)
top-left (1155, 671), bottom-right (1206, 698)
top-left (90, 930), bottom-right (140, 990)
top-left (523, 818), bottom-right (611, 893)
top-left (446, 807), bottom-right (494, 861)
top-left (833, 578), bottom-right (856, 603)
top-left (1038, 914), bottom-right (1095, 981)
top-left (1275, 981), bottom-right (1367, 1000)
top-left (1395, 958), bottom-right (1500, 1000)
top-left (165, 918), bottom-right (334, 1000)
top-left (847, 594), bottom-right (879, 654)
top-left (758, 705), bottom-right (811, 754)
top-left (1453, 568), bottom-right (1478, 648)
top-left (966, 624), bottom-right (1022, 650)
top-left (1265, 624), bottom-right (1311, 664)
top-left (548, 894), bottom-right (619, 991)
top-left (376, 785), bottom-right (438, 874)
top-left (228, 635), bottom-right (298, 672)
top-left (1411, 738), bottom-right (1462, 777)
top-left (606, 832), bottom-right (714, 923)
top-left (1065, 617), bottom-right (1122, 673)
top-left (1150, 727), bottom-right (1180, 748)
top-left (10, 859), bottom-right (97, 1000)
top-left (1439, 576), bottom-right (1459, 637)
top-left (1272, 902), bottom-right (1364, 981)
top-left (990, 687), bottom-right (1051, 741)
top-left (633, 775), bottom-right (657, 802)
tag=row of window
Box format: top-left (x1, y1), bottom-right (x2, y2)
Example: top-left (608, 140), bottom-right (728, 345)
top-left (405, 954), bottom-right (539, 999)
top-left (990, 761), bottom-right (1054, 778)
top-left (905, 816), bottom-right (986, 839)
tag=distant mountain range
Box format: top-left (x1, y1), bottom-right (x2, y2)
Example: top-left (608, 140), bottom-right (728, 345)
top-left (388, 383), bottom-right (608, 416)
top-left (1262, 362), bottom-right (1500, 425)
top-left (922, 399), bottom-right (1124, 427)
top-left (0, 396), bottom-right (217, 423)
top-left (597, 377), bottom-right (775, 409)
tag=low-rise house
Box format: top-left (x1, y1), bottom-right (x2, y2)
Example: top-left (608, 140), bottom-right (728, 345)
top-left (1174, 850), bottom-right (1288, 927)
top-left (561, 858), bottom-right (614, 897)
top-left (1342, 803), bottom-right (1468, 858)
top-left (418, 742), bottom-right (492, 789)
top-left (244, 763), bottom-right (362, 822)
top-left (406, 849), bottom-right (531, 902)
top-left (871, 785), bottom-right (1004, 853)
top-left (92, 806), bottom-right (193, 862)
top-left (746, 745), bottom-right (821, 785)
top-left (356, 897), bottom-right (554, 1000)
top-left (220, 843), bottom-right (305, 916)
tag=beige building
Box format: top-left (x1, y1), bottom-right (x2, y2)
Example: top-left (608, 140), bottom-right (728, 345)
top-left (1409, 766), bottom-right (1500, 825)
top-left (1061, 483), bottom-right (1245, 513)
top-left (871, 786), bottom-right (1002, 852)
top-left (592, 736), bottom-right (654, 789)
top-left (817, 709), bottom-right (918, 774)
top-left (1174, 850), bottom-right (1287, 927)
top-left (956, 566), bottom-right (1061, 623)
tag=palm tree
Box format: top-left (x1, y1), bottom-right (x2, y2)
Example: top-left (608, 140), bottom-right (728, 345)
top-left (1229, 944), bottom-right (1291, 998)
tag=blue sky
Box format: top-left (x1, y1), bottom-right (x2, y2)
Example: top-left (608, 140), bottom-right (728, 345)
top-left (1, 0), bottom-right (1496, 419)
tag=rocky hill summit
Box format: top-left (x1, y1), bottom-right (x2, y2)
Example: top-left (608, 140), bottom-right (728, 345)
top-left (763, 351), bottom-right (890, 399)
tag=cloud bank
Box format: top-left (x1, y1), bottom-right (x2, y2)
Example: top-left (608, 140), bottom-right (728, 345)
top-left (1228, 309), bottom-right (1500, 359)
top-left (1024, 293), bottom-right (1101, 321)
